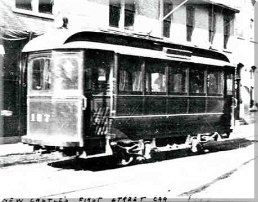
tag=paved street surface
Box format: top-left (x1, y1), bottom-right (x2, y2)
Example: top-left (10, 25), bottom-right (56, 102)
top-left (0, 131), bottom-right (256, 200)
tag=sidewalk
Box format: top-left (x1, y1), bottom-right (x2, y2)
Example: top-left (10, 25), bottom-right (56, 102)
top-left (231, 122), bottom-right (256, 140)
top-left (0, 123), bottom-right (256, 157)
top-left (0, 142), bottom-right (34, 157)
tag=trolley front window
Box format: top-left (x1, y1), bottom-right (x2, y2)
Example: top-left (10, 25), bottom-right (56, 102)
top-left (52, 51), bottom-right (83, 95)
top-left (30, 58), bottom-right (51, 91)
top-left (54, 57), bottom-right (79, 90)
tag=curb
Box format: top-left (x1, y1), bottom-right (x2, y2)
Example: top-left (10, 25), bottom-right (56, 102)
top-left (0, 124), bottom-right (255, 157)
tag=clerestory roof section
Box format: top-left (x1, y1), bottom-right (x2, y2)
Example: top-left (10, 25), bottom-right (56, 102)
top-left (22, 29), bottom-right (234, 67)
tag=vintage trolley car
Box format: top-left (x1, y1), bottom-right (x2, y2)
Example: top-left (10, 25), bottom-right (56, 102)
top-left (21, 29), bottom-right (235, 165)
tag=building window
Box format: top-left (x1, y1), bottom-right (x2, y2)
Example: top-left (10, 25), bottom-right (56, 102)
top-left (186, 6), bottom-right (195, 42)
top-left (124, 3), bottom-right (135, 30)
top-left (38, 0), bottom-right (53, 14)
top-left (109, 0), bottom-right (135, 30)
top-left (15, 0), bottom-right (53, 15)
top-left (223, 11), bottom-right (233, 49)
top-left (163, 1), bottom-right (173, 38)
top-left (109, 2), bottom-right (121, 27)
top-left (209, 5), bottom-right (216, 44)
top-left (16, 0), bottom-right (32, 10)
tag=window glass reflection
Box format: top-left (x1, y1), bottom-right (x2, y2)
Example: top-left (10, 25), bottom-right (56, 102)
top-left (189, 68), bottom-right (204, 93)
top-left (226, 74), bottom-right (233, 95)
top-left (170, 66), bottom-right (186, 93)
top-left (146, 61), bottom-right (166, 93)
top-left (85, 50), bottom-right (111, 93)
top-left (32, 58), bottom-right (51, 91)
top-left (54, 58), bottom-right (79, 90)
top-left (119, 56), bottom-right (142, 92)
top-left (207, 71), bottom-right (222, 94)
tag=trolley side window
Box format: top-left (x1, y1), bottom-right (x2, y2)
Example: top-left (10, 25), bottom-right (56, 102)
top-left (207, 70), bottom-right (223, 95)
top-left (169, 65), bottom-right (187, 94)
top-left (189, 68), bottom-right (205, 94)
top-left (31, 58), bottom-right (51, 91)
top-left (119, 56), bottom-right (142, 93)
top-left (146, 60), bottom-right (166, 93)
top-left (85, 50), bottom-right (111, 94)
top-left (226, 73), bottom-right (233, 95)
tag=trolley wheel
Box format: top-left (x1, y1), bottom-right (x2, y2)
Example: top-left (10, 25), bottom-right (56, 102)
top-left (224, 132), bottom-right (231, 138)
top-left (116, 152), bottom-right (135, 166)
top-left (190, 137), bottom-right (203, 153)
top-left (119, 156), bottom-right (134, 166)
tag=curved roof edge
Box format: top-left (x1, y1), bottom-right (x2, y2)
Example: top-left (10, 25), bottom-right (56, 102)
top-left (22, 29), bottom-right (80, 52)
top-left (22, 28), bottom-right (234, 66)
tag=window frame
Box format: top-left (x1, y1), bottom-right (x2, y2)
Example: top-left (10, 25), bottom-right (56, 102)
top-left (109, 0), bottom-right (136, 30)
top-left (186, 5), bottom-right (195, 42)
top-left (51, 51), bottom-right (84, 97)
top-left (115, 56), bottom-right (226, 98)
top-left (84, 50), bottom-right (112, 95)
top-left (145, 59), bottom-right (167, 95)
top-left (162, 1), bottom-right (173, 38)
top-left (109, 3), bottom-right (121, 28)
top-left (38, 0), bottom-right (53, 14)
top-left (168, 63), bottom-right (187, 95)
top-left (13, 0), bottom-right (54, 19)
top-left (118, 55), bottom-right (143, 95)
top-left (209, 5), bottom-right (216, 44)
top-left (225, 72), bottom-right (234, 96)
top-left (207, 69), bottom-right (223, 96)
top-left (27, 53), bottom-right (52, 95)
top-left (124, 2), bottom-right (135, 30)
top-left (223, 10), bottom-right (234, 49)
top-left (15, 0), bottom-right (32, 11)
top-left (189, 66), bottom-right (206, 95)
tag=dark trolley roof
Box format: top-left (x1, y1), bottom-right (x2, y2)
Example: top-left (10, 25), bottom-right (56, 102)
top-left (23, 28), bottom-right (233, 67)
